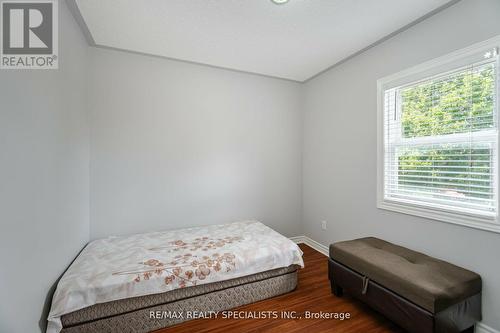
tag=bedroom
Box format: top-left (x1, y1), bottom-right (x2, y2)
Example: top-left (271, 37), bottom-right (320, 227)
top-left (1, 0), bottom-right (500, 332)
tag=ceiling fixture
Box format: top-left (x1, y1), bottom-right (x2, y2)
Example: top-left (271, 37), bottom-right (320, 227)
top-left (271, 0), bottom-right (289, 4)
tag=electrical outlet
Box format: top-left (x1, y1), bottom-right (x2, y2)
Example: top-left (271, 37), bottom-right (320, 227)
top-left (321, 220), bottom-right (327, 230)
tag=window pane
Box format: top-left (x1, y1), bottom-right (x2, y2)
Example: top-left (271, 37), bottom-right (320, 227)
top-left (391, 143), bottom-right (495, 212)
top-left (400, 64), bottom-right (495, 138)
top-left (383, 56), bottom-right (498, 218)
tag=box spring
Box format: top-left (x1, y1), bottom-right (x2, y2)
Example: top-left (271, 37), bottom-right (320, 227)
top-left (61, 265), bottom-right (298, 333)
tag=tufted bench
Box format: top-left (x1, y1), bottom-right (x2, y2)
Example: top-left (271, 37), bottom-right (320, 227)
top-left (328, 237), bottom-right (482, 333)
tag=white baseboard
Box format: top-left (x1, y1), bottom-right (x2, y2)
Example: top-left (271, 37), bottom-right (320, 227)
top-left (476, 323), bottom-right (500, 333)
top-left (289, 235), bottom-right (328, 256)
top-left (288, 236), bottom-right (304, 243)
top-left (289, 236), bottom-right (498, 333)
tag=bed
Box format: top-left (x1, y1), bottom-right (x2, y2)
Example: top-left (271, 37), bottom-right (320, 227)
top-left (47, 221), bottom-right (304, 333)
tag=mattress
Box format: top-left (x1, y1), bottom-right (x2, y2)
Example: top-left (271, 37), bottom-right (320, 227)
top-left (61, 265), bottom-right (299, 333)
top-left (48, 221), bottom-right (304, 333)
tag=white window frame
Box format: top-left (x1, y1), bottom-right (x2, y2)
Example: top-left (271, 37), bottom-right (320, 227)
top-left (377, 35), bottom-right (500, 233)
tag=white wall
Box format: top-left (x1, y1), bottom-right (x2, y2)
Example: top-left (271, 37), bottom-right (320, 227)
top-left (302, 0), bottom-right (500, 330)
top-left (4, 1), bottom-right (500, 332)
top-left (0, 2), bottom-right (89, 333)
top-left (88, 48), bottom-right (302, 239)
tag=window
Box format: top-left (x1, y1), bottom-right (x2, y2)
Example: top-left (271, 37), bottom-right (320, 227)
top-left (377, 37), bottom-right (500, 232)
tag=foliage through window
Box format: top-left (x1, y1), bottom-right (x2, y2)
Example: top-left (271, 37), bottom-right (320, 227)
top-left (382, 56), bottom-right (498, 220)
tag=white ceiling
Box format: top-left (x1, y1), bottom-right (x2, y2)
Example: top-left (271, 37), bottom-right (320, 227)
top-left (74, 0), bottom-right (454, 82)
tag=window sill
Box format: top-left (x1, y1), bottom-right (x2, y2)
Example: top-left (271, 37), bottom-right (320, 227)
top-left (377, 199), bottom-right (500, 234)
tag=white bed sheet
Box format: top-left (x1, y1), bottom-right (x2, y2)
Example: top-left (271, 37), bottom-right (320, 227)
top-left (47, 221), bottom-right (304, 333)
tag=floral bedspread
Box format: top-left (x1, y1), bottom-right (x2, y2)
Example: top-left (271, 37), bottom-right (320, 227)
top-left (47, 221), bottom-right (304, 333)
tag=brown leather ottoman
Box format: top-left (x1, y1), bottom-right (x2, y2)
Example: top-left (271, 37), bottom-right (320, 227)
top-left (328, 237), bottom-right (482, 333)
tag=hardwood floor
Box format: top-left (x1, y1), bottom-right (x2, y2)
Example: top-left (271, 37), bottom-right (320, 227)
top-left (155, 244), bottom-right (402, 333)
